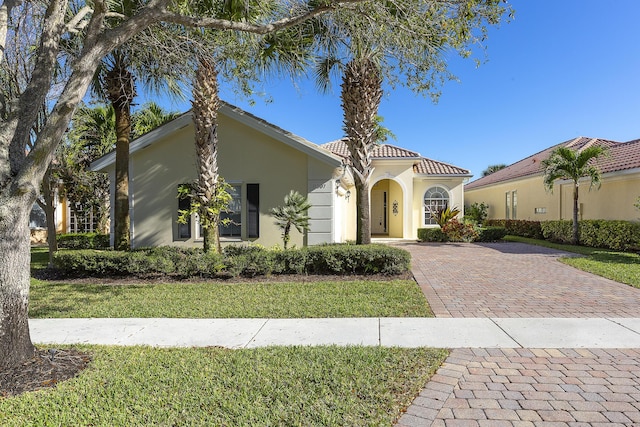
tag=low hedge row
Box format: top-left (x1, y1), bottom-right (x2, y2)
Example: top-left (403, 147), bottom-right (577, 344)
top-left (484, 219), bottom-right (543, 239)
top-left (52, 244), bottom-right (411, 278)
top-left (58, 233), bottom-right (110, 250)
top-left (541, 220), bottom-right (640, 251)
top-left (417, 226), bottom-right (507, 243)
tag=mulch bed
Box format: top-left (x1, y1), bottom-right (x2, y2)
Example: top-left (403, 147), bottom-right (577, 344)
top-left (0, 348), bottom-right (91, 398)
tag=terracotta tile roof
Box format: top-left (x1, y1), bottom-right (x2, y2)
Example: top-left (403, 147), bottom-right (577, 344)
top-left (465, 136), bottom-right (640, 190)
top-left (414, 158), bottom-right (471, 175)
top-left (321, 139), bottom-right (421, 159)
top-left (321, 139), bottom-right (470, 176)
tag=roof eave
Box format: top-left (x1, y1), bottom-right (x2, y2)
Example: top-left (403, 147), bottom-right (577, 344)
top-left (416, 173), bottom-right (473, 179)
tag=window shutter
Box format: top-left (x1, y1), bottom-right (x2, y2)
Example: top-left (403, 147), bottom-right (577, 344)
top-left (178, 196), bottom-right (191, 239)
top-left (247, 184), bottom-right (259, 238)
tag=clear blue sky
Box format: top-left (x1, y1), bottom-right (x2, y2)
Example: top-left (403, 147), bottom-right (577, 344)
top-left (155, 0), bottom-right (640, 180)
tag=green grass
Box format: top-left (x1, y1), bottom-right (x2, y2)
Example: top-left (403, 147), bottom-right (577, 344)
top-left (505, 235), bottom-right (640, 288)
top-left (29, 279), bottom-right (432, 318)
top-left (0, 346), bottom-right (448, 426)
top-left (30, 246), bottom-right (50, 270)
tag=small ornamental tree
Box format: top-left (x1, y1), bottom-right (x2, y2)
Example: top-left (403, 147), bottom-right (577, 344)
top-left (542, 145), bottom-right (607, 245)
top-left (177, 178), bottom-right (233, 254)
top-left (270, 190), bottom-right (312, 249)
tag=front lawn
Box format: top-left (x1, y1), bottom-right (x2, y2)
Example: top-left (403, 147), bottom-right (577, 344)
top-left (29, 278), bottom-right (433, 318)
top-left (0, 346), bottom-right (447, 426)
top-left (505, 236), bottom-right (640, 288)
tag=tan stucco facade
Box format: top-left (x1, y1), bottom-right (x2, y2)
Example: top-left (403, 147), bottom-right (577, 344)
top-left (465, 170), bottom-right (640, 221)
top-left (94, 108), bottom-right (345, 249)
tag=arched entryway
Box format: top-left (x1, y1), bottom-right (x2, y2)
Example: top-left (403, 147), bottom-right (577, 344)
top-left (370, 179), bottom-right (404, 238)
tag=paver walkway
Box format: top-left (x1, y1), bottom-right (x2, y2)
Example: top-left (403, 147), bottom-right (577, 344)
top-left (397, 348), bottom-right (640, 427)
top-left (396, 242), bottom-right (640, 426)
top-left (406, 242), bottom-right (640, 318)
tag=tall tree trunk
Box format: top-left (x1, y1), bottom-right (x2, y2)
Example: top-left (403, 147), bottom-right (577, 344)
top-left (40, 166), bottom-right (58, 267)
top-left (192, 58), bottom-right (221, 254)
top-left (0, 192), bottom-right (35, 369)
top-left (355, 179), bottom-right (371, 245)
top-left (340, 58), bottom-right (383, 245)
top-left (572, 183), bottom-right (579, 245)
top-left (107, 63), bottom-right (136, 251)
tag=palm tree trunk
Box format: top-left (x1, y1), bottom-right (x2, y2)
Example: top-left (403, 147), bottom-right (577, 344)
top-left (106, 61), bottom-right (136, 251)
top-left (113, 102), bottom-right (131, 250)
top-left (192, 58), bottom-right (222, 254)
top-left (0, 193), bottom-right (36, 369)
top-left (340, 58), bottom-right (383, 245)
top-left (572, 183), bottom-right (579, 245)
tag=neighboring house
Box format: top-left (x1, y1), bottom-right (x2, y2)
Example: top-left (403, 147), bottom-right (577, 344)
top-left (91, 102), bottom-right (471, 249)
top-left (465, 136), bottom-right (640, 221)
top-left (29, 194), bottom-right (101, 244)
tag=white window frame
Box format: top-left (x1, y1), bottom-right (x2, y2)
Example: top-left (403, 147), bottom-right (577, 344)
top-left (423, 185), bottom-right (451, 226)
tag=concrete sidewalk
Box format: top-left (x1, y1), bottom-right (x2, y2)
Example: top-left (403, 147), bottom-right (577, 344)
top-left (29, 317), bottom-right (640, 349)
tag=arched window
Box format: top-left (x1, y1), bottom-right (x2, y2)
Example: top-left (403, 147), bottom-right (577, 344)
top-left (424, 186), bottom-right (450, 225)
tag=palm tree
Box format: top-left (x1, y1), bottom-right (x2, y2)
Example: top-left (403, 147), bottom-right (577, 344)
top-left (132, 102), bottom-right (181, 138)
top-left (341, 56), bottom-right (383, 244)
top-left (90, 23), bottom-right (187, 250)
top-left (542, 145), bottom-right (607, 244)
top-left (191, 56), bottom-right (224, 253)
top-left (482, 164), bottom-right (507, 177)
top-left (312, 1), bottom-right (509, 244)
top-left (270, 190), bottom-right (312, 249)
top-left (178, 2), bottom-right (314, 253)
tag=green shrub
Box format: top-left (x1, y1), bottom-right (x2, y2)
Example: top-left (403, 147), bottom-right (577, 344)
top-left (417, 228), bottom-right (447, 242)
top-left (303, 244), bottom-right (410, 275)
top-left (540, 220), bottom-right (573, 244)
top-left (577, 220), bottom-right (640, 251)
top-left (485, 219), bottom-right (543, 239)
top-left (540, 220), bottom-right (640, 251)
top-left (272, 249), bottom-right (308, 275)
top-left (464, 202), bottom-right (489, 225)
top-left (442, 219), bottom-right (478, 242)
top-left (52, 244), bottom-right (411, 278)
top-left (57, 233), bottom-right (110, 249)
top-left (474, 227), bottom-right (507, 242)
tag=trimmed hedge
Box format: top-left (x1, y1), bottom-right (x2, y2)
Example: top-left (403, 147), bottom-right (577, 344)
top-left (474, 227), bottom-right (508, 242)
top-left (485, 220), bottom-right (543, 239)
top-left (418, 226), bottom-right (507, 243)
top-left (417, 228), bottom-right (447, 242)
top-left (541, 220), bottom-right (640, 251)
top-left (52, 244), bottom-right (411, 278)
top-left (57, 233), bottom-right (110, 249)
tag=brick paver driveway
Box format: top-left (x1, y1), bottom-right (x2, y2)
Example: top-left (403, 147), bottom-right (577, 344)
top-left (405, 242), bottom-right (640, 318)
top-left (396, 241), bottom-right (640, 426)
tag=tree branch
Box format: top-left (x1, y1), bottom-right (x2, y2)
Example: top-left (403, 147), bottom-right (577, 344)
top-left (65, 5), bottom-right (92, 34)
top-left (2, 0), bottom-right (66, 187)
top-left (156, 0), bottom-right (367, 35)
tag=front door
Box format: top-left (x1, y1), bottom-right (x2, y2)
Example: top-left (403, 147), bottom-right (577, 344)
top-left (371, 190), bottom-right (387, 234)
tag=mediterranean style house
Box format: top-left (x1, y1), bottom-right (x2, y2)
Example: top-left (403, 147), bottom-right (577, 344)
top-left (465, 136), bottom-right (640, 221)
top-left (91, 102), bottom-right (471, 249)
top-left (30, 193), bottom-right (101, 244)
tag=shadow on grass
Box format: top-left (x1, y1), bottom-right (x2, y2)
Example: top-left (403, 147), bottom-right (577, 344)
top-left (589, 251), bottom-right (640, 265)
top-left (29, 281), bottom-right (144, 318)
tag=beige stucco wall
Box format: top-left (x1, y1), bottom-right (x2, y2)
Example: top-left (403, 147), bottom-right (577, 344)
top-left (127, 114), bottom-right (327, 249)
top-left (465, 170), bottom-right (640, 221)
top-left (413, 178), bottom-right (466, 233)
